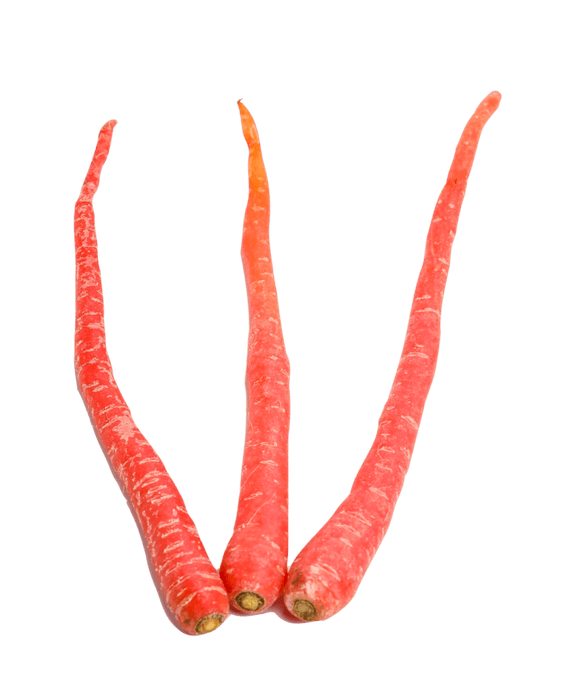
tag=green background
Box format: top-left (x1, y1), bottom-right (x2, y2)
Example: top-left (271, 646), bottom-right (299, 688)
top-left (0, 2), bottom-right (560, 698)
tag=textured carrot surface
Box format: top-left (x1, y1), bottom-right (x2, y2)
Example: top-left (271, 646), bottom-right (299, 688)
top-left (283, 91), bottom-right (501, 623)
top-left (219, 102), bottom-right (291, 613)
top-left (74, 121), bottom-right (230, 635)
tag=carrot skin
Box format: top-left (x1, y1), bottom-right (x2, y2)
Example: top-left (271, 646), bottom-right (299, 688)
top-left (219, 102), bottom-right (290, 613)
top-left (284, 91), bottom-right (501, 622)
top-left (75, 122), bottom-right (230, 635)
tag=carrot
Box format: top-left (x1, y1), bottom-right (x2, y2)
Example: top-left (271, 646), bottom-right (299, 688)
top-left (219, 102), bottom-right (291, 613)
top-left (283, 91), bottom-right (501, 622)
top-left (74, 121), bottom-right (230, 635)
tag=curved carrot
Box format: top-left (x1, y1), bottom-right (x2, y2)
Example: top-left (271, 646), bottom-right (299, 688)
top-left (74, 121), bottom-right (230, 635)
top-left (284, 91), bottom-right (501, 622)
top-left (219, 102), bottom-right (291, 613)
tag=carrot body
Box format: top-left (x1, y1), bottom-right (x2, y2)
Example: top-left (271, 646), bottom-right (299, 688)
top-left (284, 91), bottom-right (501, 622)
top-left (219, 102), bottom-right (290, 613)
top-left (74, 121), bottom-right (230, 635)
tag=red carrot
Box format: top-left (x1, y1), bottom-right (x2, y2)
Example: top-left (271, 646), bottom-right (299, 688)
top-left (284, 91), bottom-right (501, 622)
top-left (74, 121), bottom-right (230, 635)
top-left (219, 102), bottom-right (291, 613)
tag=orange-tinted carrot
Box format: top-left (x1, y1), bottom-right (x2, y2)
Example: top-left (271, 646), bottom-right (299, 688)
top-left (219, 102), bottom-right (291, 613)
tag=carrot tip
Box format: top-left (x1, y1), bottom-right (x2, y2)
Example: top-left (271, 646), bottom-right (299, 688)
top-left (292, 599), bottom-right (318, 622)
top-left (195, 614), bottom-right (224, 635)
top-left (234, 591), bottom-right (265, 612)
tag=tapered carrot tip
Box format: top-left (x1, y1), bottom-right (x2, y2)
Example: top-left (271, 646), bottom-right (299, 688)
top-left (292, 599), bottom-right (318, 622)
top-left (237, 99), bottom-right (248, 117)
top-left (234, 591), bottom-right (266, 612)
top-left (195, 614), bottom-right (224, 635)
top-left (237, 100), bottom-right (260, 147)
top-left (479, 91), bottom-right (501, 117)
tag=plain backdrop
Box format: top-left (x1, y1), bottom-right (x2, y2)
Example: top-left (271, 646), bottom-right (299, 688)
top-left (1, 1), bottom-right (560, 698)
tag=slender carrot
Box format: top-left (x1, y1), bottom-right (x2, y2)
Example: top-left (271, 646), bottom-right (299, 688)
top-left (284, 91), bottom-right (501, 622)
top-left (74, 121), bottom-right (230, 635)
top-left (219, 102), bottom-right (291, 613)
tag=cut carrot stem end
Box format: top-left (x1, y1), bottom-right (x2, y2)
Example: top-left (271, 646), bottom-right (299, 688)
top-left (235, 591), bottom-right (266, 612)
top-left (195, 615), bottom-right (224, 635)
top-left (293, 600), bottom-right (318, 622)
